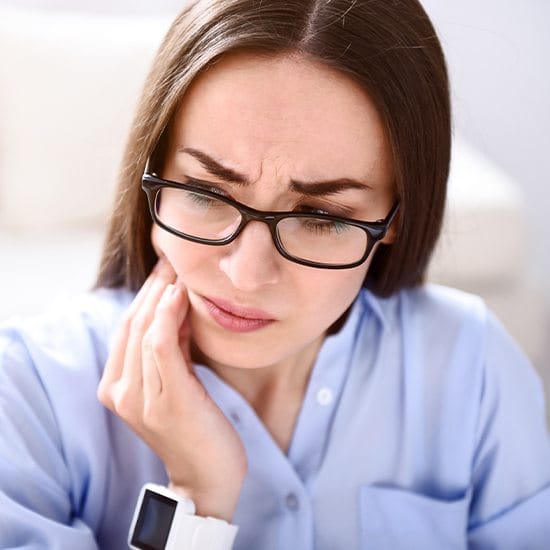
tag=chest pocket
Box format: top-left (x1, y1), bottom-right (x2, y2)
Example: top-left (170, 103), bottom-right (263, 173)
top-left (359, 485), bottom-right (469, 550)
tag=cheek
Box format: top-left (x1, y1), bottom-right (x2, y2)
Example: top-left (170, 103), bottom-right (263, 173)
top-left (333, 270), bottom-right (367, 305)
top-left (150, 224), bottom-right (164, 258)
top-left (152, 223), bottom-right (369, 312)
top-left (303, 265), bottom-right (368, 320)
top-left (151, 225), bottom-right (213, 277)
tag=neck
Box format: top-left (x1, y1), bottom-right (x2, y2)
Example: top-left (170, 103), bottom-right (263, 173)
top-left (191, 334), bottom-right (324, 407)
top-left (191, 335), bottom-right (325, 452)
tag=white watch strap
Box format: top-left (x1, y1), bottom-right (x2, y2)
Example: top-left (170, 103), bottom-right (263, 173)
top-left (129, 484), bottom-right (238, 550)
top-left (174, 514), bottom-right (238, 550)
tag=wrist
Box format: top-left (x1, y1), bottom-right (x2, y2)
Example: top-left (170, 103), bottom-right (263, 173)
top-left (168, 482), bottom-right (243, 523)
top-left (129, 483), bottom-right (238, 550)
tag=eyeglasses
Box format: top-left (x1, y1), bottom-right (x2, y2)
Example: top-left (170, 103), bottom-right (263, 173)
top-left (142, 169), bottom-right (399, 270)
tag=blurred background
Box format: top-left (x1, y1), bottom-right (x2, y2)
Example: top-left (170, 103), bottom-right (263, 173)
top-left (0, 1), bottom-right (549, 411)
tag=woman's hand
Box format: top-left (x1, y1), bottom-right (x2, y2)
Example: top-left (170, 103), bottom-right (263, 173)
top-left (97, 259), bottom-right (247, 522)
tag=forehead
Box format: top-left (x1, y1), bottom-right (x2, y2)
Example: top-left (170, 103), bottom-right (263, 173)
top-left (169, 51), bottom-right (392, 182)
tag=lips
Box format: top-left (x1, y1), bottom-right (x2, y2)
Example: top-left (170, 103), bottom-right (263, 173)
top-left (201, 296), bottom-right (275, 333)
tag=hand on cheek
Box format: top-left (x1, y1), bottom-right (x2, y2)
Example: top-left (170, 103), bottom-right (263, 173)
top-left (97, 258), bottom-right (247, 522)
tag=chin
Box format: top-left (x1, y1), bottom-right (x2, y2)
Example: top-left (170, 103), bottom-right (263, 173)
top-left (187, 302), bottom-right (285, 369)
top-left (190, 336), bottom-right (281, 371)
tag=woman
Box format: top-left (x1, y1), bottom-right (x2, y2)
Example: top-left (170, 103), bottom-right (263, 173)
top-left (1, 0), bottom-right (549, 548)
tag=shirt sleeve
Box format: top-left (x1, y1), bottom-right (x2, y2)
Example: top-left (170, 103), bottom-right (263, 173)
top-left (0, 328), bottom-right (99, 549)
top-left (467, 311), bottom-right (550, 549)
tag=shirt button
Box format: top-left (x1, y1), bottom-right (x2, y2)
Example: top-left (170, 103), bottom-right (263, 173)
top-left (316, 387), bottom-right (333, 406)
top-left (285, 493), bottom-right (300, 511)
top-left (229, 411), bottom-right (241, 424)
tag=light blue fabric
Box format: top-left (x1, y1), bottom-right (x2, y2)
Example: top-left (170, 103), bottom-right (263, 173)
top-left (0, 285), bottom-right (549, 549)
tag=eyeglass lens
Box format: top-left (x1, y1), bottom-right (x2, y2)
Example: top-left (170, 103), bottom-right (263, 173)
top-left (156, 187), bottom-right (369, 266)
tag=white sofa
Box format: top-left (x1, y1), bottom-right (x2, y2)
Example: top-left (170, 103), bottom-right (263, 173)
top-left (1, 3), bottom-right (548, 396)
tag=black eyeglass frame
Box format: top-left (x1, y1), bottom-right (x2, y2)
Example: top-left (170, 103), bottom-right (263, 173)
top-left (142, 170), bottom-right (400, 270)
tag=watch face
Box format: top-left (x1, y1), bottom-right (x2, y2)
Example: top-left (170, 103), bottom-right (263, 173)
top-left (130, 489), bottom-right (177, 550)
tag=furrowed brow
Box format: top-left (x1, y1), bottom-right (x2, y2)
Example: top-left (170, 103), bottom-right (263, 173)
top-left (290, 178), bottom-right (372, 196)
top-left (179, 147), bottom-right (372, 194)
top-left (180, 147), bottom-right (250, 185)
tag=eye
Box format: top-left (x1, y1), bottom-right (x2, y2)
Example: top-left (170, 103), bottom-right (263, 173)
top-left (184, 179), bottom-right (229, 198)
top-left (173, 179), bottom-right (233, 209)
top-left (160, 185), bottom-right (228, 214)
top-left (184, 189), bottom-right (223, 208)
top-left (299, 217), bottom-right (351, 235)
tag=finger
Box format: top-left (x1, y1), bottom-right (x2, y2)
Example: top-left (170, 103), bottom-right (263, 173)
top-left (141, 326), bottom-right (162, 399)
top-left (179, 318), bottom-right (193, 366)
top-left (99, 257), bottom-right (170, 392)
top-left (148, 284), bottom-right (191, 392)
top-left (125, 257), bottom-right (175, 319)
top-left (120, 260), bottom-right (177, 389)
top-left (100, 259), bottom-right (177, 410)
top-left (141, 285), bottom-right (184, 396)
top-left (141, 284), bottom-right (188, 415)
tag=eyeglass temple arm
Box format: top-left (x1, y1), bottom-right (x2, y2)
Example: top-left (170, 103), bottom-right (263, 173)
top-left (385, 201), bottom-right (400, 225)
top-left (143, 158), bottom-right (154, 177)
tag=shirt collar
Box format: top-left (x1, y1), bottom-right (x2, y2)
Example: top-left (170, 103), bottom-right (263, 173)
top-left (358, 288), bottom-right (391, 331)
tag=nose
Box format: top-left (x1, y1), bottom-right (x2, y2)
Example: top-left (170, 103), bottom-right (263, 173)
top-left (218, 220), bottom-right (281, 291)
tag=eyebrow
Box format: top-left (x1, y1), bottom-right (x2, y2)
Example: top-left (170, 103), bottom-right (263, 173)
top-left (179, 147), bottom-right (372, 196)
top-left (180, 147), bottom-right (248, 185)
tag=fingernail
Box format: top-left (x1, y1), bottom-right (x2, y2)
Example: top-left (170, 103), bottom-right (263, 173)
top-left (163, 283), bottom-right (179, 300)
top-left (175, 280), bottom-right (186, 291)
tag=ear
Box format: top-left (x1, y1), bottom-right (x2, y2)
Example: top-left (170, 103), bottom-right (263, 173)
top-left (381, 229), bottom-right (395, 245)
top-left (380, 210), bottom-right (399, 245)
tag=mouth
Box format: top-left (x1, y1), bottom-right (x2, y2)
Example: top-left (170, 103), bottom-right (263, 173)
top-left (201, 296), bottom-right (275, 333)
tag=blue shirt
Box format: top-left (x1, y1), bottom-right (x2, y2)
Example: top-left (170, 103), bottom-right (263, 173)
top-left (0, 285), bottom-right (549, 549)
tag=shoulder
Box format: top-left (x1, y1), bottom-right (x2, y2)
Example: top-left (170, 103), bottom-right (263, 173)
top-left (392, 283), bottom-right (487, 328)
top-left (360, 283), bottom-right (538, 409)
top-left (393, 284), bottom-right (533, 376)
top-left (0, 287), bottom-right (133, 384)
top-left (0, 287), bottom-right (135, 461)
top-left (1, 286), bottom-right (133, 341)
top-left (362, 283), bottom-right (489, 352)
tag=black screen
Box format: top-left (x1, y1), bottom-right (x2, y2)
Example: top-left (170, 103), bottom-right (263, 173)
top-left (131, 489), bottom-right (177, 549)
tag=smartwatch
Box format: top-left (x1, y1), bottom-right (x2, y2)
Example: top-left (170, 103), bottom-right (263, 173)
top-left (128, 483), bottom-right (238, 550)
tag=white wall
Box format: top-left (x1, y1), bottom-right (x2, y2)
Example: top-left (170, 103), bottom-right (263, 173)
top-left (421, 0), bottom-right (550, 297)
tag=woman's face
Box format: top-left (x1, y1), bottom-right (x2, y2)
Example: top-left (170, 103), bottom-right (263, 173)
top-left (152, 52), bottom-right (395, 371)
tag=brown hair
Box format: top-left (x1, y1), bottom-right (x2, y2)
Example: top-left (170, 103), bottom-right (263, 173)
top-left (95, 0), bottom-right (451, 297)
